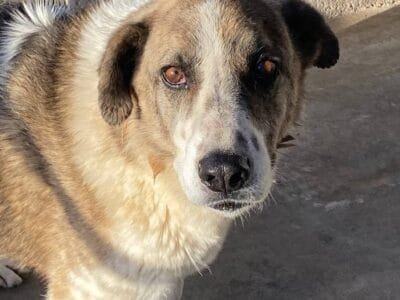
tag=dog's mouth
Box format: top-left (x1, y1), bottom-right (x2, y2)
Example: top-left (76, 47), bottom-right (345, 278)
top-left (211, 201), bottom-right (252, 213)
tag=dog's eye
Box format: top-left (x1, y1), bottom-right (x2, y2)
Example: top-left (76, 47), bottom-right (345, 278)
top-left (162, 66), bottom-right (187, 88)
top-left (257, 58), bottom-right (278, 77)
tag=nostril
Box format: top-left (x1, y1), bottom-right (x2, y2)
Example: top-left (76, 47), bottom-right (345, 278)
top-left (229, 172), bottom-right (244, 189)
top-left (227, 167), bottom-right (249, 190)
top-left (205, 174), bottom-right (215, 183)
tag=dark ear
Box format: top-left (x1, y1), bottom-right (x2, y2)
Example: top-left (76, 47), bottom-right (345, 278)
top-left (98, 23), bottom-right (148, 126)
top-left (281, 0), bottom-right (339, 69)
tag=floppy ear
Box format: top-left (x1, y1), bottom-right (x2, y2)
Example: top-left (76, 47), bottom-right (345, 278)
top-left (98, 23), bottom-right (148, 126)
top-left (281, 0), bottom-right (339, 69)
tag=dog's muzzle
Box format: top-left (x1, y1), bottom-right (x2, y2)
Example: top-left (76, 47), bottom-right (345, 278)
top-left (198, 152), bottom-right (251, 211)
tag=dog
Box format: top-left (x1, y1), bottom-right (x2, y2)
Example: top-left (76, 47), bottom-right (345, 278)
top-left (0, 0), bottom-right (339, 298)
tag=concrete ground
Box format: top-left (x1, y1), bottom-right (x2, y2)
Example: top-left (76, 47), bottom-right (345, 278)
top-left (1, 6), bottom-right (399, 300)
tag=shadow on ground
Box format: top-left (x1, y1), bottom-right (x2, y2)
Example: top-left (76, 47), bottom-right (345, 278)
top-left (1, 6), bottom-right (399, 300)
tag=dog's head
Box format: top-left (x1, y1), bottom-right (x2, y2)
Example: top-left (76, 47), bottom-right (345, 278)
top-left (97, 0), bottom-right (339, 217)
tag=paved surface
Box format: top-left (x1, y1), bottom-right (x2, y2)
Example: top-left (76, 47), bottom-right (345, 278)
top-left (306, 0), bottom-right (400, 18)
top-left (1, 6), bottom-right (399, 300)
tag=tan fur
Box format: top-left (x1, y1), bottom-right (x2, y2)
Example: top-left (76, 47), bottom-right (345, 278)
top-left (0, 0), bottom-right (338, 298)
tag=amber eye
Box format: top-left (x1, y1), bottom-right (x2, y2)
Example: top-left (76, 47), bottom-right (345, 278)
top-left (257, 58), bottom-right (277, 76)
top-left (162, 66), bottom-right (187, 88)
top-left (263, 60), bottom-right (276, 74)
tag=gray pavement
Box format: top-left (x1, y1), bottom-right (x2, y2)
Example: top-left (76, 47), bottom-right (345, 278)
top-left (1, 6), bottom-right (399, 300)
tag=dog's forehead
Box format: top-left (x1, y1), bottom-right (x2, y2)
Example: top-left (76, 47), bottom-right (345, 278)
top-left (194, 0), bottom-right (257, 62)
top-left (149, 0), bottom-right (283, 66)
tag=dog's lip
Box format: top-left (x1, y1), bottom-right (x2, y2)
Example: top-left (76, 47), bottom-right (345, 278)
top-left (210, 200), bottom-right (252, 212)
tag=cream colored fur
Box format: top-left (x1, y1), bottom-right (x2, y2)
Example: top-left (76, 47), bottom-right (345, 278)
top-left (0, 0), bottom-right (337, 297)
top-left (63, 0), bottom-right (231, 297)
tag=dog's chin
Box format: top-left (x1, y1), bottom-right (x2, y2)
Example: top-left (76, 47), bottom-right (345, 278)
top-left (207, 200), bottom-right (264, 219)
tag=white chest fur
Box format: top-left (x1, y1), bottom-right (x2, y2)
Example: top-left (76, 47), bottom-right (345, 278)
top-left (67, 265), bottom-right (184, 300)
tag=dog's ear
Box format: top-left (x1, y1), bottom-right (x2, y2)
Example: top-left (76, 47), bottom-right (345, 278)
top-left (281, 0), bottom-right (339, 69)
top-left (98, 23), bottom-right (148, 126)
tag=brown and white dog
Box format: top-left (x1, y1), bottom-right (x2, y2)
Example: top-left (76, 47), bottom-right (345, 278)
top-left (0, 0), bottom-right (339, 298)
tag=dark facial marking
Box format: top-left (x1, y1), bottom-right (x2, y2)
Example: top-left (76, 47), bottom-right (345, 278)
top-left (251, 135), bottom-right (260, 151)
top-left (236, 131), bottom-right (247, 148)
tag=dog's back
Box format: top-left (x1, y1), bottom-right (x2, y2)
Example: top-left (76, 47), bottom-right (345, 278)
top-left (0, 0), bottom-right (74, 285)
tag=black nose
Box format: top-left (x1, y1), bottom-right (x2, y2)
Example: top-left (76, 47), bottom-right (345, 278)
top-left (198, 153), bottom-right (250, 195)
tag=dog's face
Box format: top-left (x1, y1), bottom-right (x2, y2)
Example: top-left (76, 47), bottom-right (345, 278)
top-left (98, 0), bottom-right (339, 217)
